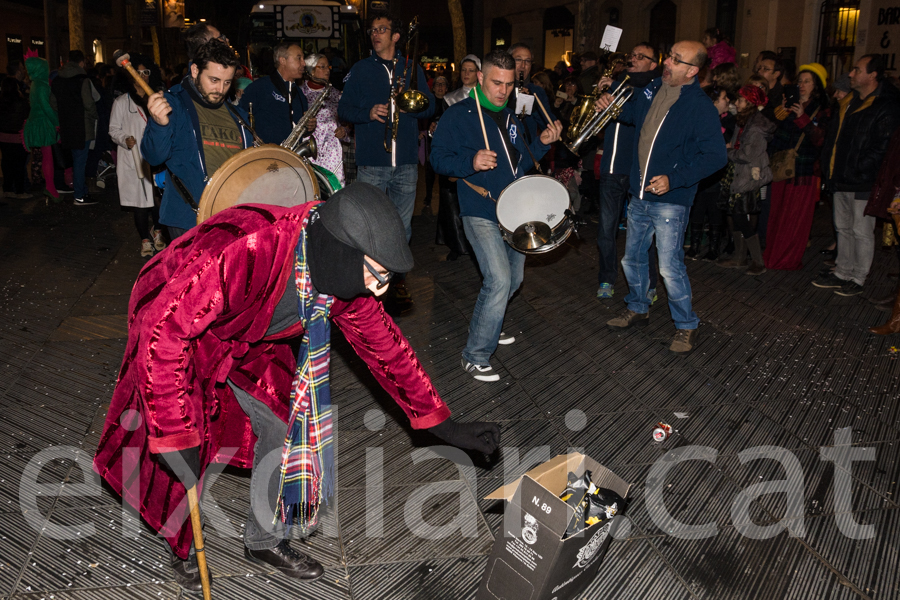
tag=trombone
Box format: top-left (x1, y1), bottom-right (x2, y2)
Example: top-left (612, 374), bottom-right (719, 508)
top-left (384, 16), bottom-right (429, 153)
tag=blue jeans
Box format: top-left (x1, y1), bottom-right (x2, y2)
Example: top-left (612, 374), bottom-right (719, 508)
top-left (357, 164), bottom-right (418, 242)
top-left (462, 216), bottom-right (525, 365)
top-left (72, 140), bottom-right (92, 198)
top-left (622, 197), bottom-right (699, 329)
top-left (597, 173), bottom-right (658, 288)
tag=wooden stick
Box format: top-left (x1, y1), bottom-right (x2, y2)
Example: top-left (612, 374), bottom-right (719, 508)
top-left (115, 53), bottom-right (155, 97)
top-left (532, 92), bottom-right (554, 125)
top-left (186, 486), bottom-right (212, 600)
top-left (473, 86), bottom-right (490, 151)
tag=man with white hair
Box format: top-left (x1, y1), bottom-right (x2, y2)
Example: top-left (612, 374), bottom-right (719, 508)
top-left (239, 40), bottom-right (316, 144)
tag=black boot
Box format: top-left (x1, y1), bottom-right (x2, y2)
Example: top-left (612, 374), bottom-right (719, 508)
top-left (245, 540), bottom-right (324, 580)
top-left (701, 224), bottom-right (723, 261)
top-left (171, 553), bottom-right (212, 594)
top-left (685, 224), bottom-right (703, 260)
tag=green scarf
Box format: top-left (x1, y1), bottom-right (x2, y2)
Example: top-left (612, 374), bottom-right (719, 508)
top-left (469, 85), bottom-right (508, 112)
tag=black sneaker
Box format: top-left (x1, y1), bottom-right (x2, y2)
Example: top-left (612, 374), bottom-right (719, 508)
top-left (834, 281), bottom-right (864, 297)
top-left (811, 272), bottom-right (846, 289)
top-left (245, 540), bottom-right (324, 580)
top-left (73, 195), bottom-right (98, 206)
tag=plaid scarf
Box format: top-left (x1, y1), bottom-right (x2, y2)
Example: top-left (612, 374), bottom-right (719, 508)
top-left (276, 218), bottom-right (335, 533)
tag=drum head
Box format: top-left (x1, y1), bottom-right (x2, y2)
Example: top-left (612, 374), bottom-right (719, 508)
top-left (496, 175), bottom-right (570, 234)
top-left (197, 144), bottom-right (319, 224)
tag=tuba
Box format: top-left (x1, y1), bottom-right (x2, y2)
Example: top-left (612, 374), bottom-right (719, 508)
top-left (566, 52), bottom-right (627, 145)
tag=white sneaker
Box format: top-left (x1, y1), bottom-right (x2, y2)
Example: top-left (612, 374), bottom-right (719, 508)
top-left (497, 332), bottom-right (515, 345)
top-left (461, 358), bottom-right (500, 382)
top-left (141, 239), bottom-right (154, 257)
top-left (151, 227), bottom-right (167, 251)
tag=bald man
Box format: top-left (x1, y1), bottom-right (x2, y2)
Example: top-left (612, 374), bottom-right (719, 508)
top-left (596, 40), bottom-right (726, 354)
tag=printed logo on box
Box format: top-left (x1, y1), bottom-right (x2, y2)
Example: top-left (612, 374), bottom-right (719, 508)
top-left (574, 523), bottom-right (610, 568)
top-left (522, 513), bottom-right (538, 545)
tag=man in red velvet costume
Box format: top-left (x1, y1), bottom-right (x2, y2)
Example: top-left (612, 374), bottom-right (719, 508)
top-left (92, 183), bottom-right (500, 593)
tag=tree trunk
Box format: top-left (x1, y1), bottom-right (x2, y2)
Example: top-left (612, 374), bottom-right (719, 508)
top-left (44, 0), bottom-right (58, 67)
top-left (448, 0), bottom-right (467, 86)
top-left (576, 0), bottom-right (603, 56)
top-left (68, 0), bottom-right (85, 57)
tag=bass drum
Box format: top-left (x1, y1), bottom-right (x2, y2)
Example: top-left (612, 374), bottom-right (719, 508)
top-left (196, 144), bottom-right (320, 225)
top-left (495, 175), bottom-right (573, 254)
top-left (312, 164), bottom-right (342, 200)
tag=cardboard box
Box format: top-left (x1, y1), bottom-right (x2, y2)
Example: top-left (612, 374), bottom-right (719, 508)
top-left (476, 453), bottom-right (631, 600)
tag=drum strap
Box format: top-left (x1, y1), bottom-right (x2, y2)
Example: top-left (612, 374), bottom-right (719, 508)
top-left (462, 179), bottom-right (494, 201)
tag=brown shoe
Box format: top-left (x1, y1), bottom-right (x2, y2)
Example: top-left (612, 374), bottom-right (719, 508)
top-left (746, 263), bottom-right (767, 276)
top-left (669, 328), bottom-right (699, 354)
top-left (607, 308), bottom-right (649, 331)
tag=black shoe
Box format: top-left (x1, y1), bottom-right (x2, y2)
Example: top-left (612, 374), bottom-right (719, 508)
top-left (834, 281), bottom-right (864, 297)
top-left (74, 195), bottom-right (98, 206)
top-left (245, 540), bottom-right (324, 580)
top-left (812, 272), bottom-right (846, 289)
top-left (171, 553), bottom-right (212, 594)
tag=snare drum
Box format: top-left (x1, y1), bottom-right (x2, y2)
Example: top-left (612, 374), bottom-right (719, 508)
top-left (495, 175), bottom-right (573, 253)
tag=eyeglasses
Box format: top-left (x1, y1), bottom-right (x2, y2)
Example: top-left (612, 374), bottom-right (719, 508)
top-left (514, 58), bottom-right (533, 65)
top-left (315, 65), bottom-right (331, 70)
top-left (629, 52), bottom-right (653, 62)
top-left (667, 52), bottom-right (699, 68)
top-left (136, 69), bottom-right (151, 76)
top-left (366, 26), bottom-right (392, 35)
top-left (364, 259), bottom-right (393, 290)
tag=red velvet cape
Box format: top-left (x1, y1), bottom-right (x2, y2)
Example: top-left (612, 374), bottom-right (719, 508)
top-left (92, 203), bottom-right (450, 558)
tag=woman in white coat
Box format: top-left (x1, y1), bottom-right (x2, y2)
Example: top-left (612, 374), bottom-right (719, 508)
top-left (109, 57), bottom-right (164, 257)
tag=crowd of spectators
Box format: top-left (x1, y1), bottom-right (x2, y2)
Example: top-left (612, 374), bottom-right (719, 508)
top-left (2, 24), bottom-right (900, 334)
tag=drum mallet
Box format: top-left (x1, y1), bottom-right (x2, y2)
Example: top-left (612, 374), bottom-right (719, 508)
top-left (116, 53), bottom-right (155, 97)
top-left (185, 485), bottom-right (213, 600)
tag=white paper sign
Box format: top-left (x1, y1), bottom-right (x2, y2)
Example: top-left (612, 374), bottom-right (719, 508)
top-left (515, 93), bottom-right (535, 116)
top-left (600, 26), bottom-right (623, 53)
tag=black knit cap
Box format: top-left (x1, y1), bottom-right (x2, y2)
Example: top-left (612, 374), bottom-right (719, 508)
top-left (315, 182), bottom-right (414, 273)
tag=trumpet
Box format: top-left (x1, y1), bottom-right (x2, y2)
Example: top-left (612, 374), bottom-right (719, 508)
top-left (566, 52), bottom-right (627, 142)
top-left (282, 80), bottom-right (333, 158)
top-left (565, 75), bottom-right (632, 154)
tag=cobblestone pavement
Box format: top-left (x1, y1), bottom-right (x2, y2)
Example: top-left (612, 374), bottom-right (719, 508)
top-left (0, 183), bottom-right (898, 600)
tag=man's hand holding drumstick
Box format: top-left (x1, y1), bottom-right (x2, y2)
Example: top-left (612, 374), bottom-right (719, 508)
top-left (473, 149), bottom-right (497, 172)
top-left (147, 92), bottom-right (173, 126)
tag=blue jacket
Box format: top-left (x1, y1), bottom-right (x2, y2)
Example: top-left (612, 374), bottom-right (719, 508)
top-left (430, 96), bottom-right (550, 222)
top-left (338, 51), bottom-right (434, 167)
top-left (238, 71), bottom-right (308, 144)
top-left (141, 80), bottom-right (253, 230)
top-left (616, 77), bottom-right (726, 206)
top-left (599, 76), bottom-right (657, 176)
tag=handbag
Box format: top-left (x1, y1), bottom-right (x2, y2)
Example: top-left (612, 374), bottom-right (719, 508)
top-left (771, 107), bottom-right (819, 182)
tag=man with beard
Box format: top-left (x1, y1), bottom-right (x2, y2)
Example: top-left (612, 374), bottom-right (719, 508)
top-left (595, 43), bottom-right (662, 302)
top-left (141, 39), bottom-right (253, 239)
top-left (92, 183), bottom-right (501, 593)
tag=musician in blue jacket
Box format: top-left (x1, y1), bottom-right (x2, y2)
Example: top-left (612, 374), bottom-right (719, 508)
top-left (142, 39), bottom-right (253, 238)
top-left (431, 51), bottom-right (562, 382)
top-left (507, 43), bottom-right (557, 148)
top-left (238, 40), bottom-right (314, 144)
top-left (338, 12), bottom-right (435, 310)
top-left (596, 40), bottom-right (726, 354)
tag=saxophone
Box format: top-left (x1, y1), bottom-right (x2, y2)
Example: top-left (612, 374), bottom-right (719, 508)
top-left (282, 80), bottom-right (333, 157)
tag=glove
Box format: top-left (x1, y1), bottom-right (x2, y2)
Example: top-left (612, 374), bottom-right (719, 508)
top-left (427, 418), bottom-right (501, 454)
top-left (158, 446), bottom-right (201, 489)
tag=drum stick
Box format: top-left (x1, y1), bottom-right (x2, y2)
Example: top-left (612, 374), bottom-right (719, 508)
top-left (473, 86), bottom-right (490, 151)
top-left (115, 53), bottom-right (155, 97)
top-left (532, 92), bottom-right (554, 126)
top-left (186, 485), bottom-right (213, 600)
